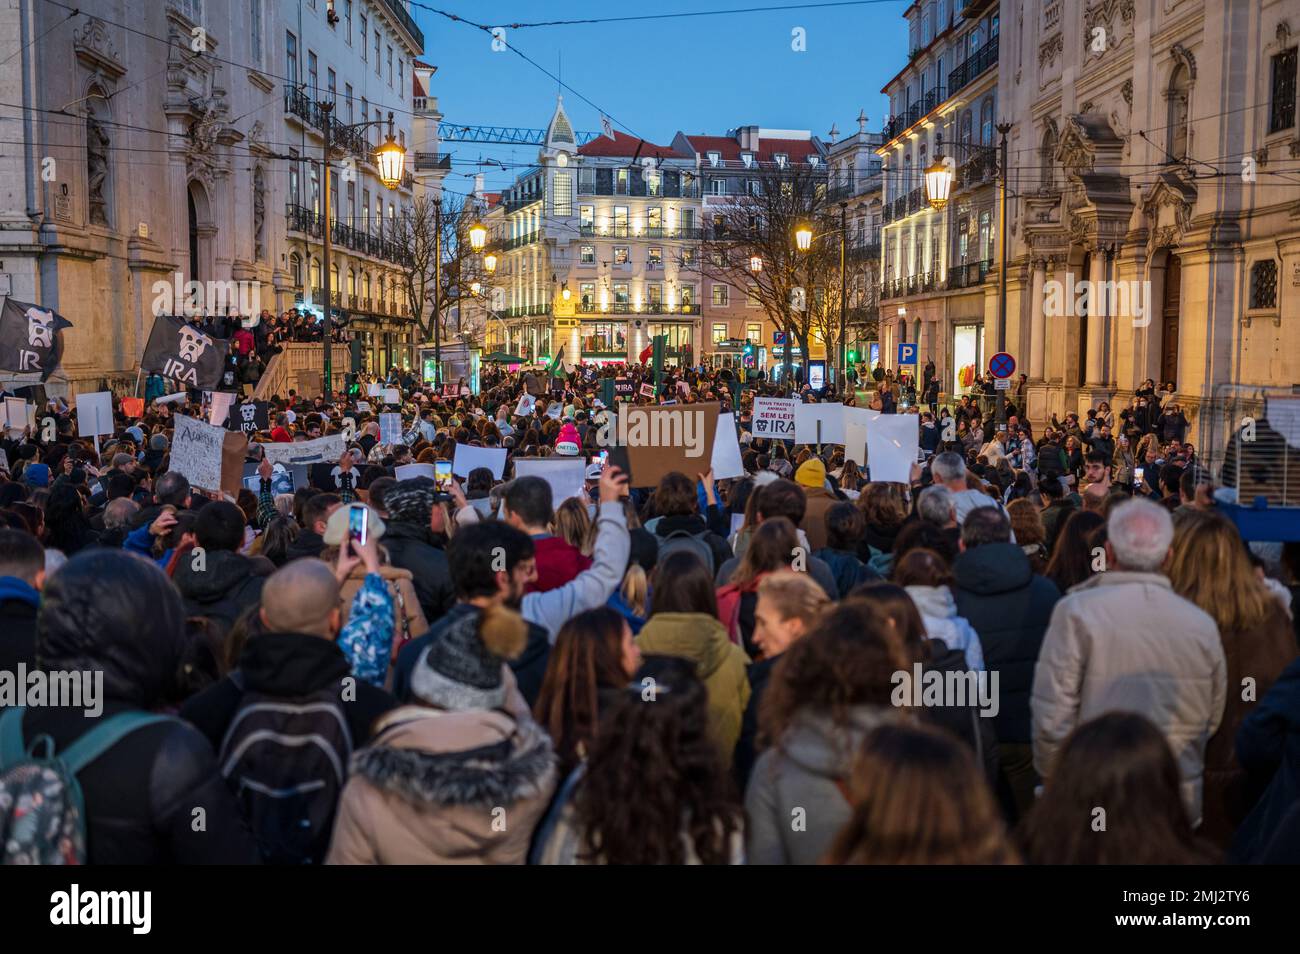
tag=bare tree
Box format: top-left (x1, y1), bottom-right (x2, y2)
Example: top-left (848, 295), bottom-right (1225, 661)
top-left (392, 192), bottom-right (487, 347)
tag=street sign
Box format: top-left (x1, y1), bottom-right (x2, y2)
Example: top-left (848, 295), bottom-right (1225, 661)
top-left (989, 351), bottom-right (1016, 379)
top-left (897, 342), bottom-right (917, 365)
top-left (994, 378), bottom-right (1011, 390)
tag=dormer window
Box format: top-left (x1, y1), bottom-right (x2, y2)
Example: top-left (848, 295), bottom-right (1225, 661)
top-left (741, 152), bottom-right (753, 168)
top-left (775, 153), bottom-right (788, 168)
top-left (807, 156), bottom-right (819, 168)
top-left (707, 151), bottom-right (721, 167)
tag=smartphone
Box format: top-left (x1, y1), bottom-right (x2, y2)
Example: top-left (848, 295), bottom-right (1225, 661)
top-left (347, 504), bottom-right (368, 547)
top-left (434, 459), bottom-right (453, 493)
top-left (1134, 466), bottom-right (1145, 485)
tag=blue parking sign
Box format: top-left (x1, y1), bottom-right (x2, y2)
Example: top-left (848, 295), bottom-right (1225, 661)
top-left (897, 342), bottom-right (917, 365)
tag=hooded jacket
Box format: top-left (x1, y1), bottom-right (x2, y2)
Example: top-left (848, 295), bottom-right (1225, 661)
top-left (381, 520), bottom-right (456, 623)
top-left (1031, 570), bottom-right (1227, 826)
top-left (744, 706), bottom-right (894, 864)
top-left (636, 612), bottom-right (751, 761)
top-left (905, 585), bottom-right (985, 672)
top-left (951, 542), bottom-right (1061, 744)
top-left (0, 576), bottom-right (39, 678)
top-left (325, 704), bottom-right (557, 864)
top-left (172, 549), bottom-right (274, 635)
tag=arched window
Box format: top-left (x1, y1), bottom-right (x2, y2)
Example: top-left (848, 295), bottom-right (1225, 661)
top-left (290, 252), bottom-right (302, 288)
top-left (1040, 124), bottom-right (1057, 189)
top-left (980, 97), bottom-right (994, 146)
top-left (329, 263), bottom-right (339, 298)
top-left (347, 268), bottom-right (355, 296)
top-left (363, 272), bottom-right (371, 302)
top-left (1167, 64), bottom-right (1191, 160)
top-left (959, 110), bottom-right (973, 145)
top-left (310, 257), bottom-right (321, 291)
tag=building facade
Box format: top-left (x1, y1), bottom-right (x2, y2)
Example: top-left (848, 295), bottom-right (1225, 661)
top-left (877, 0), bottom-right (1002, 397)
top-left (1000, 0), bottom-right (1300, 446)
top-left (0, 0), bottom-right (428, 391)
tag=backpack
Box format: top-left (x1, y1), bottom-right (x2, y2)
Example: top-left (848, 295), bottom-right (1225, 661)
top-left (216, 676), bottom-right (353, 865)
top-left (658, 528), bottom-right (715, 576)
top-left (0, 707), bottom-right (173, 865)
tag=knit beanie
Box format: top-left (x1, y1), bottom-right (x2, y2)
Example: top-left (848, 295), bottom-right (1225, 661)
top-left (410, 604), bottom-right (528, 711)
top-left (555, 422), bottom-right (580, 457)
top-left (795, 458), bottom-right (827, 489)
top-left (383, 477), bottom-right (437, 526)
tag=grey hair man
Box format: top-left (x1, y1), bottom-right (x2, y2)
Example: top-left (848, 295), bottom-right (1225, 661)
top-left (917, 485), bottom-right (956, 529)
top-left (930, 450), bottom-right (1000, 525)
top-left (1030, 497), bottom-right (1226, 826)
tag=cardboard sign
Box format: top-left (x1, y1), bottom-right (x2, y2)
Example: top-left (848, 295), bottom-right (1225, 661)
top-left (639, 383), bottom-right (656, 400)
top-left (610, 401), bottom-right (720, 489)
top-left (795, 403), bottom-right (845, 445)
top-left (381, 388), bottom-right (401, 406)
top-left (751, 397), bottom-right (797, 440)
top-left (3, 397), bottom-right (30, 436)
top-left (367, 383), bottom-right (384, 397)
top-left (229, 400), bottom-right (270, 436)
top-left (394, 462), bottom-right (436, 481)
top-left (515, 394), bottom-right (536, 417)
top-left (512, 457), bottom-right (587, 505)
top-left (452, 443), bottom-right (507, 479)
top-left (170, 414), bottom-right (246, 496)
top-left (208, 391), bottom-right (238, 427)
top-left (710, 411), bottom-right (745, 480)
top-left (842, 406), bottom-right (880, 466)
top-left (75, 391), bottom-right (114, 437)
top-left (261, 433), bottom-right (346, 467)
top-left (866, 413), bottom-right (920, 484)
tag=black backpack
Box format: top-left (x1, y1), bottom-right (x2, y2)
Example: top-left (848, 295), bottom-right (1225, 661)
top-left (216, 675), bottom-right (352, 865)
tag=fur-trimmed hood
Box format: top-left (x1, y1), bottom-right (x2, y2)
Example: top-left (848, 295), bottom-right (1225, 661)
top-left (351, 706), bottom-right (555, 808)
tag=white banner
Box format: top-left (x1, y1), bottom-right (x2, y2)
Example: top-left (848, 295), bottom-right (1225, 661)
top-left (751, 397), bottom-right (797, 440)
top-left (261, 433), bottom-right (346, 467)
top-left (513, 457), bottom-right (588, 505)
top-left (794, 402), bottom-right (845, 445)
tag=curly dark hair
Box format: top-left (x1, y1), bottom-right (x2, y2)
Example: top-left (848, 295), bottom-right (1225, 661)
top-left (573, 655), bottom-right (742, 864)
top-left (758, 597), bottom-right (912, 752)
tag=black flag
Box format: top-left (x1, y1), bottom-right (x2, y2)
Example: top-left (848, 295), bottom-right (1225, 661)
top-left (0, 299), bottom-right (72, 380)
top-left (141, 315), bottom-right (230, 390)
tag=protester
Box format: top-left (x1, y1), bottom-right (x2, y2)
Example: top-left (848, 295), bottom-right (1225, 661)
top-left (0, 528), bottom-right (43, 675)
top-left (502, 476), bottom-right (591, 593)
top-left (171, 501), bottom-right (275, 635)
top-left (376, 479), bottom-right (455, 621)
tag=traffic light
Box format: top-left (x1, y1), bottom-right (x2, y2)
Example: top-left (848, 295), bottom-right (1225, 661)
top-left (847, 349), bottom-right (858, 363)
top-left (349, 337), bottom-right (364, 373)
top-left (743, 340), bottom-right (755, 369)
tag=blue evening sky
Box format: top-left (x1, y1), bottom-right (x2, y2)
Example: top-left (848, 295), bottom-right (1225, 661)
top-left (411, 0), bottom-right (909, 197)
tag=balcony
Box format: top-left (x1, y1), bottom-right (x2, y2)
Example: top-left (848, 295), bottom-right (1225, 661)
top-left (286, 203), bottom-right (323, 237)
top-left (505, 304), bottom-right (551, 318)
top-left (380, 0), bottom-right (425, 50)
top-left (504, 194), bottom-right (543, 214)
top-left (827, 176), bottom-right (856, 201)
top-left (956, 150), bottom-right (997, 190)
top-left (414, 152), bottom-right (452, 172)
top-left (948, 259), bottom-right (992, 289)
top-left (948, 35), bottom-right (999, 97)
top-left (507, 229), bottom-right (541, 250)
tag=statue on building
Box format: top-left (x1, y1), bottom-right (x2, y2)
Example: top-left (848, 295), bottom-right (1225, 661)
top-left (253, 167), bottom-right (266, 260)
top-left (86, 114), bottom-right (111, 226)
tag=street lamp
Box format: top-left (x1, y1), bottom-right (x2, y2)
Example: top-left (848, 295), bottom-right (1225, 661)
top-left (791, 207), bottom-right (850, 394)
top-left (923, 155), bottom-right (953, 210)
top-left (749, 255), bottom-right (763, 274)
top-left (562, 283), bottom-right (572, 302)
top-left (468, 221), bottom-right (487, 251)
top-left (794, 223), bottom-right (813, 252)
top-left (471, 281), bottom-right (481, 296)
top-left (374, 131), bottom-right (406, 190)
top-left (483, 252), bottom-right (497, 274)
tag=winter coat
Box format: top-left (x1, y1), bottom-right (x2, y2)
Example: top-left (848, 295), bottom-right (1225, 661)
top-left (171, 549), bottom-right (274, 635)
top-left (798, 486), bottom-right (840, 552)
top-left (337, 563), bottom-right (428, 650)
top-left (0, 576), bottom-right (39, 680)
top-left (381, 520), bottom-right (456, 623)
top-left (1200, 600), bottom-right (1297, 848)
top-left (745, 706), bottom-right (894, 864)
top-left (952, 542), bottom-right (1061, 744)
top-left (326, 704), bottom-right (557, 864)
top-left (636, 612), bottom-right (751, 762)
top-left (734, 653), bottom-right (780, 789)
top-left (812, 547), bottom-right (881, 599)
top-left (1234, 656), bottom-right (1300, 860)
top-left (1039, 499), bottom-right (1076, 555)
top-left (654, 514), bottom-right (733, 574)
top-left (1031, 571), bottom-right (1227, 825)
top-left (529, 535), bottom-right (592, 593)
top-left (285, 528), bottom-right (327, 561)
top-left (904, 584), bottom-right (985, 672)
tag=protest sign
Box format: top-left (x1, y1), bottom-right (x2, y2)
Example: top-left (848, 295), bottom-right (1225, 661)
top-left (367, 383), bottom-right (384, 397)
top-left (613, 378), bottom-right (634, 398)
top-left (794, 403), bottom-right (845, 445)
top-left (546, 401), bottom-right (563, 420)
top-left (75, 391), bottom-right (114, 437)
top-left (170, 414), bottom-right (246, 496)
top-left (379, 412), bottom-right (403, 445)
top-left (381, 388), bottom-right (401, 406)
top-left (228, 400), bottom-right (270, 436)
top-left (394, 463), bottom-right (436, 481)
top-left (208, 391), bottom-right (237, 427)
top-left (3, 397), bottom-right (30, 436)
top-left (515, 394), bottom-right (536, 417)
top-left (298, 370), bottom-right (322, 396)
top-left (452, 443), bottom-right (507, 479)
top-left (751, 397), bottom-right (797, 440)
top-left (512, 458), bottom-right (588, 505)
top-left (609, 401), bottom-right (720, 489)
top-left (120, 397), bottom-right (145, 418)
top-left (710, 412), bottom-right (745, 480)
top-left (154, 392), bottom-right (187, 406)
top-left (842, 407), bottom-right (879, 466)
top-left (261, 433), bottom-right (346, 467)
top-left (866, 413), bottom-right (919, 484)
top-left (639, 383), bottom-right (656, 400)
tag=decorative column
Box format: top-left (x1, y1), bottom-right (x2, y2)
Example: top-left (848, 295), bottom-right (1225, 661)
top-left (1029, 258), bottom-right (1046, 380)
top-left (1085, 247), bottom-right (1107, 385)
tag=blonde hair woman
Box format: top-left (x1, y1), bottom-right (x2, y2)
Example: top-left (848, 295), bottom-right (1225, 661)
top-left (1166, 510), bottom-right (1297, 847)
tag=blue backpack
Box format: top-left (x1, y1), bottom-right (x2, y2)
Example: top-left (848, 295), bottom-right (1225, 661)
top-left (0, 707), bottom-right (173, 865)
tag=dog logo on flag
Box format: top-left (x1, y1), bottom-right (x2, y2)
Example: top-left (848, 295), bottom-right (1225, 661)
top-left (240, 402), bottom-right (257, 424)
top-left (25, 308), bottom-right (55, 349)
top-left (177, 325), bottom-right (211, 363)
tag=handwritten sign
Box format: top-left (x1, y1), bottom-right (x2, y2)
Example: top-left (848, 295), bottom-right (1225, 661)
top-left (170, 414), bottom-right (246, 496)
top-left (751, 397), bottom-right (797, 439)
top-left (379, 412), bottom-right (404, 444)
top-left (261, 433), bottom-right (345, 467)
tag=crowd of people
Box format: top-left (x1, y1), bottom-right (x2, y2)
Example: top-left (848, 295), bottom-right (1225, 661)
top-left (1, 358), bottom-right (1299, 865)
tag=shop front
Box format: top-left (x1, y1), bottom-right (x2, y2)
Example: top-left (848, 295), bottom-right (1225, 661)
top-left (951, 319), bottom-right (985, 397)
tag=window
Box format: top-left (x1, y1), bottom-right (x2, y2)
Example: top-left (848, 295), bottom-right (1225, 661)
top-left (286, 31), bottom-right (297, 83)
top-left (329, 264), bottom-right (338, 295)
top-left (741, 152), bottom-right (753, 168)
top-left (1167, 64), bottom-right (1190, 160)
top-left (979, 210), bottom-right (992, 260)
top-left (712, 323), bottom-right (728, 344)
top-left (552, 172), bottom-right (572, 215)
top-left (1040, 124), bottom-right (1057, 189)
top-left (360, 14), bottom-right (367, 59)
top-left (712, 285), bottom-right (730, 306)
top-left (613, 283), bottom-right (630, 304)
top-left (980, 97), bottom-right (994, 146)
top-left (680, 284), bottom-right (696, 305)
top-left (681, 248), bottom-right (698, 268)
top-left (612, 206), bottom-right (628, 236)
top-left (290, 253), bottom-right (302, 287)
top-left (578, 167), bottom-right (595, 194)
top-left (646, 207), bottom-right (661, 231)
top-left (362, 187), bottom-right (370, 229)
top-left (363, 273), bottom-right (371, 300)
top-left (1271, 47), bottom-right (1298, 133)
top-left (579, 205), bottom-right (594, 229)
top-left (646, 283), bottom-right (663, 305)
top-left (347, 180), bottom-right (355, 224)
top-left (647, 247), bottom-right (662, 269)
top-left (347, 269), bottom-right (355, 296)
top-left (646, 170), bottom-right (661, 196)
top-left (749, 179), bottom-right (761, 197)
top-left (746, 322), bottom-right (762, 342)
top-left (579, 282), bottom-right (596, 307)
top-left (707, 151), bottom-right (721, 167)
top-left (1250, 260), bottom-right (1278, 309)
top-left (386, 45), bottom-right (393, 86)
top-left (681, 207), bottom-right (696, 231)
top-left (328, 169), bottom-right (338, 223)
top-left (327, 68), bottom-right (336, 104)
top-left (309, 165), bottom-right (320, 214)
top-left (580, 245), bottom-right (595, 263)
top-left (361, 96), bottom-right (368, 135)
top-left (746, 286), bottom-right (762, 308)
top-left (289, 164), bottom-right (299, 205)
top-left (711, 178), bottom-right (727, 196)
top-left (398, 59), bottom-right (404, 99)
top-left (307, 50), bottom-right (318, 93)
top-left (614, 246), bottom-right (630, 265)
top-left (250, 0), bottom-right (262, 67)
top-left (774, 153), bottom-right (788, 169)
top-left (310, 258), bottom-right (321, 290)
top-left (711, 250), bottom-right (725, 267)
top-left (616, 168), bottom-right (629, 195)
top-left (343, 0), bottom-right (352, 41)
top-left (374, 28), bottom-right (380, 74)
